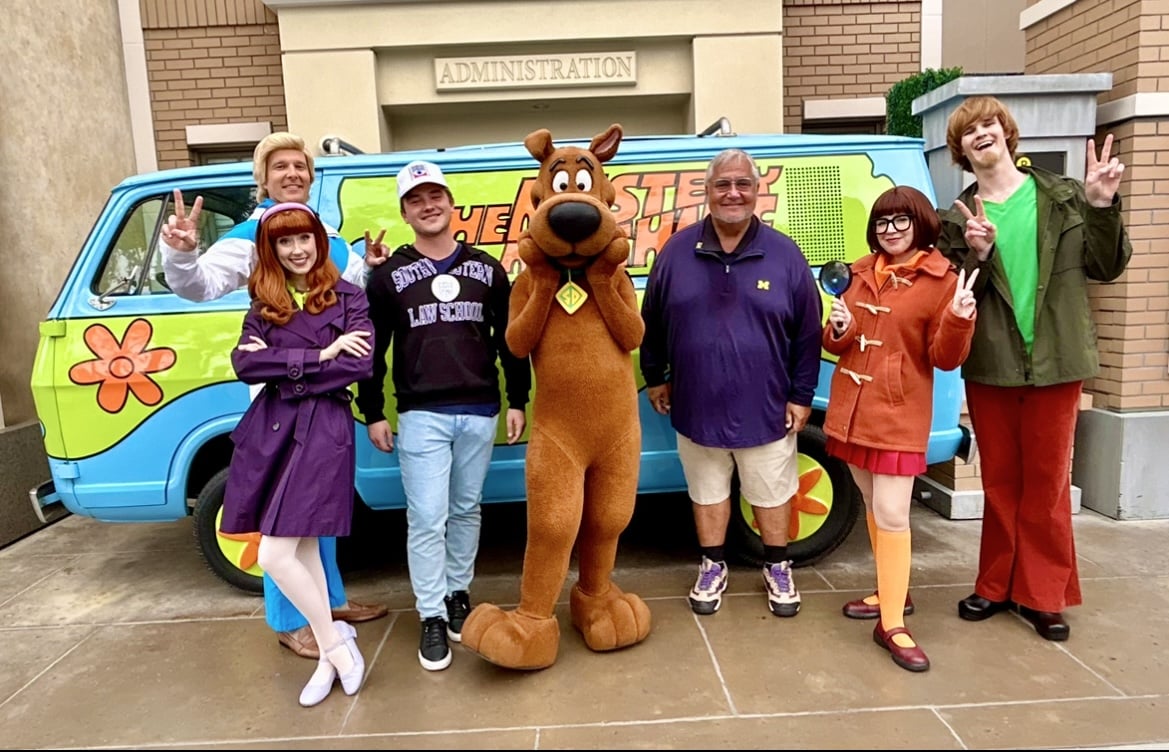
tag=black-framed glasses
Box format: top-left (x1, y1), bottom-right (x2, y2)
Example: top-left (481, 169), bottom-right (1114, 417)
top-left (873, 215), bottom-right (912, 234)
top-left (709, 178), bottom-right (757, 194)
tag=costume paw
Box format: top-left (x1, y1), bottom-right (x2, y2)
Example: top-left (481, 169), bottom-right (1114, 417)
top-left (569, 583), bottom-right (652, 652)
top-left (461, 603), bottom-right (561, 670)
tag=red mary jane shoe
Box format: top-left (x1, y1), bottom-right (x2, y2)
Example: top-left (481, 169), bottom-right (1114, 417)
top-left (842, 592), bottom-right (915, 620)
top-left (872, 621), bottom-right (930, 672)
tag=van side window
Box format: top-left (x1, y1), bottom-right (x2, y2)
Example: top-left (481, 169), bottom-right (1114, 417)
top-left (94, 186), bottom-right (256, 296)
top-left (95, 198), bottom-right (163, 296)
top-left (152, 187), bottom-right (255, 294)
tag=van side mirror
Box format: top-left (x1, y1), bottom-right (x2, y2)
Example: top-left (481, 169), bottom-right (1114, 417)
top-left (88, 265), bottom-right (141, 311)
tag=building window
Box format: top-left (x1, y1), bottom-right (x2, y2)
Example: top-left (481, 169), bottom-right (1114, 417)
top-left (193, 148), bottom-right (255, 167)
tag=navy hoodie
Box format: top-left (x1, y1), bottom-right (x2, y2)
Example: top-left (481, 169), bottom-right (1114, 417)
top-left (356, 242), bottom-right (529, 421)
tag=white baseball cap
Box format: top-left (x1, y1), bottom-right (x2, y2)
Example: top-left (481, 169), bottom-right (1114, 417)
top-left (396, 160), bottom-right (449, 199)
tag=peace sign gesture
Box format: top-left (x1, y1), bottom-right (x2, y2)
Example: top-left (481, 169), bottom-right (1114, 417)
top-left (363, 229), bottom-right (390, 268)
top-left (1085, 134), bottom-right (1125, 208)
top-left (950, 267), bottom-right (979, 319)
top-left (160, 188), bottom-right (203, 253)
top-left (953, 195), bottom-right (996, 262)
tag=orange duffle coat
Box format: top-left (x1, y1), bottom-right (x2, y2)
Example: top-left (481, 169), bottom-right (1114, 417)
top-left (821, 249), bottom-right (975, 454)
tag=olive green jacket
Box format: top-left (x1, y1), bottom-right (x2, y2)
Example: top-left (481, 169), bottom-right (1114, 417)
top-left (936, 166), bottom-right (1131, 387)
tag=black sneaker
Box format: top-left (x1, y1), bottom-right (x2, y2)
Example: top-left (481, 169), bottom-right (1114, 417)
top-left (418, 616), bottom-right (451, 671)
top-left (444, 590), bottom-right (472, 643)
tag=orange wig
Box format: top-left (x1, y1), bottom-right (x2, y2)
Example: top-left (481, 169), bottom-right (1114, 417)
top-left (249, 205), bottom-right (339, 325)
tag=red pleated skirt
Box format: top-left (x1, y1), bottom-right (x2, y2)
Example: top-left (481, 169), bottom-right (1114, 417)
top-left (826, 437), bottom-right (926, 477)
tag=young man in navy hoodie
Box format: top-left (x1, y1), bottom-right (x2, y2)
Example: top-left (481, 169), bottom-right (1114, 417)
top-left (356, 161), bottom-right (530, 671)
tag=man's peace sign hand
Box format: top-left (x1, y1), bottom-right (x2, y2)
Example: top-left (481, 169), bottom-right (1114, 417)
top-left (160, 189), bottom-right (203, 253)
top-left (1085, 134), bottom-right (1125, 208)
top-left (950, 267), bottom-right (979, 319)
top-left (363, 229), bottom-right (389, 268)
top-left (954, 195), bottom-right (996, 262)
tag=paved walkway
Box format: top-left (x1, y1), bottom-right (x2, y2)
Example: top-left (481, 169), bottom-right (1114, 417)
top-left (0, 500), bottom-right (1167, 749)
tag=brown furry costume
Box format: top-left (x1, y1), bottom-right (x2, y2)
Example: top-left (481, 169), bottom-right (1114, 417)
top-left (461, 124), bottom-right (652, 670)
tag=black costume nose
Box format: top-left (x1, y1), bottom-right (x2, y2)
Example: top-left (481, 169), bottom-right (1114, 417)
top-left (548, 202), bottom-right (601, 243)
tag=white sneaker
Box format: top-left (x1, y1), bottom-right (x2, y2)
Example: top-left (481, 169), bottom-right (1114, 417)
top-left (688, 556), bottom-right (728, 615)
top-left (763, 560), bottom-right (801, 617)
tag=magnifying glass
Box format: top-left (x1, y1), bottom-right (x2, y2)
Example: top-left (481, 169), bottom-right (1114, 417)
top-left (818, 260), bottom-right (852, 297)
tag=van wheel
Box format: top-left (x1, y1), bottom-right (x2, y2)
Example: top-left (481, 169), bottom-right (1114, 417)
top-left (729, 425), bottom-right (861, 567)
top-left (193, 468), bottom-right (264, 594)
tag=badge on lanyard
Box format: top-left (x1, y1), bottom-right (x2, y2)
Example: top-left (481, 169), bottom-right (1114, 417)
top-left (556, 269), bottom-right (588, 315)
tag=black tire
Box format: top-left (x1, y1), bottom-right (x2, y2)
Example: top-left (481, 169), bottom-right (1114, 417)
top-left (193, 468), bottom-right (264, 594)
top-left (729, 424), bottom-right (861, 568)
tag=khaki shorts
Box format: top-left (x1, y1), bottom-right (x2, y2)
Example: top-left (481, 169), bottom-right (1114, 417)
top-left (676, 431), bottom-right (799, 508)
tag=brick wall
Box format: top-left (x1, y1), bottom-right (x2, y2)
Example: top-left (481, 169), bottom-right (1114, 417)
top-left (782, 0), bottom-right (921, 132)
top-left (1026, 0), bottom-right (1142, 102)
top-left (1025, 0), bottom-right (1169, 411)
top-left (142, 0), bottom-right (286, 169)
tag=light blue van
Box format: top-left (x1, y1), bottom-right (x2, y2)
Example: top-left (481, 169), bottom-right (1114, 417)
top-left (30, 132), bottom-right (967, 592)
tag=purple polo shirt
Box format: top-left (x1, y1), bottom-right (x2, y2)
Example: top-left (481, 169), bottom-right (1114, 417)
top-left (640, 216), bottom-right (822, 449)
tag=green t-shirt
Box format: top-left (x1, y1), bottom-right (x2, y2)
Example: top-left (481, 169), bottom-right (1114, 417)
top-left (984, 175), bottom-right (1038, 353)
top-left (286, 282), bottom-right (307, 309)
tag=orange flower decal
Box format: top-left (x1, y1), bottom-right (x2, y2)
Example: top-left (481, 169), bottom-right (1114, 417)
top-left (745, 465), bottom-right (830, 542)
top-left (219, 530), bottom-right (262, 570)
top-left (68, 319), bottom-right (177, 413)
top-left (787, 467), bottom-right (829, 540)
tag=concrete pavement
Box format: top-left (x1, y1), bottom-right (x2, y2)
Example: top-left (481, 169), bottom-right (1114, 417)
top-left (1, 499), bottom-right (1167, 749)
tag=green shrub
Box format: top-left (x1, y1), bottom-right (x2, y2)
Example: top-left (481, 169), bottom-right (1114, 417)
top-left (885, 67), bottom-right (964, 137)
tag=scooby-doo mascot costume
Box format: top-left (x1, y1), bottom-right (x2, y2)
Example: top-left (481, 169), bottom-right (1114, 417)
top-left (461, 124), bottom-right (651, 670)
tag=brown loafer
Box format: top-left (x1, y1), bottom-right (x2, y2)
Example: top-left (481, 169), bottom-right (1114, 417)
top-left (331, 599), bottom-right (389, 623)
top-left (842, 592), bottom-right (915, 620)
top-left (277, 627), bottom-right (320, 660)
top-left (872, 622), bottom-right (930, 672)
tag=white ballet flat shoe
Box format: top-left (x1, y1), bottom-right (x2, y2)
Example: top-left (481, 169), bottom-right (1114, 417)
top-left (298, 659), bottom-right (337, 707)
top-left (330, 620), bottom-right (365, 696)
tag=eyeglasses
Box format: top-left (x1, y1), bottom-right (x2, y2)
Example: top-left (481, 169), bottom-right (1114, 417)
top-left (709, 178), bottom-right (757, 194)
top-left (873, 215), bottom-right (912, 234)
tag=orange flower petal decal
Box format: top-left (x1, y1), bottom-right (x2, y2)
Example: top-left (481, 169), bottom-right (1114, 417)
top-left (788, 467), bottom-right (829, 540)
top-left (121, 318), bottom-right (154, 354)
top-left (68, 319), bottom-right (178, 414)
top-left (220, 530), bottom-right (262, 570)
top-left (97, 380), bottom-right (131, 413)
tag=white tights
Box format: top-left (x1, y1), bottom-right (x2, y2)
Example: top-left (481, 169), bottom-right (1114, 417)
top-left (257, 535), bottom-right (353, 674)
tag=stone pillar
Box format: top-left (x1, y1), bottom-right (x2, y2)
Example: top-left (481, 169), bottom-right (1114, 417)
top-left (691, 35), bottom-right (784, 135)
top-left (282, 48), bottom-right (388, 155)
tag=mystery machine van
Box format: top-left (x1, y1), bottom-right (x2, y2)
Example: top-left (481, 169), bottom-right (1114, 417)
top-left (30, 131), bottom-right (967, 593)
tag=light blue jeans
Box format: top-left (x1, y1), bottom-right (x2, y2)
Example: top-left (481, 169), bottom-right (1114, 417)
top-left (264, 536), bottom-right (346, 632)
top-left (398, 409), bottom-right (498, 619)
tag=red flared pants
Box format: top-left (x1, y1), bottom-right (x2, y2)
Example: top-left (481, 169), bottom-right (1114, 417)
top-left (964, 380), bottom-right (1084, 612)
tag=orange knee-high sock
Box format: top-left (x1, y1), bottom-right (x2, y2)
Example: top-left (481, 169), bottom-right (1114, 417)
top-left (862, 512), bottom-right (880, 606)
top-left (875, 528), bottom-right (913, 646)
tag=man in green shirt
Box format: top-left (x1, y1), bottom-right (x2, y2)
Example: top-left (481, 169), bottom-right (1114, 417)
top-left (936, 96), bottom-right (1131, 642)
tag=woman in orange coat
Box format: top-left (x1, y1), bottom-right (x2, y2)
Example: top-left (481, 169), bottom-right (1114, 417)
top-left (822, 186), bottom-right (977, 672)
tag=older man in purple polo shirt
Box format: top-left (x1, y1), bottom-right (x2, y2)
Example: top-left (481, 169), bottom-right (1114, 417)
top-left (640, 148), bottom-right (822, 618)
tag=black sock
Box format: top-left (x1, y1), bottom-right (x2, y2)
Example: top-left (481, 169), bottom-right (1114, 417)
top-left (764, 545), bottom-right (789, 565)
top-left (700, 545), bottom-right (725, 564)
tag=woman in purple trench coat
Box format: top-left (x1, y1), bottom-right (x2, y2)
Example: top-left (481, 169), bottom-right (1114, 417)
top-left (221, 202), bottom-right (373, 707)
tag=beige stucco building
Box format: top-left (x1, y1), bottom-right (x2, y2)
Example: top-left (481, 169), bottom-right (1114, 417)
top-left (2, 0), bottom-right (1166, 518)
